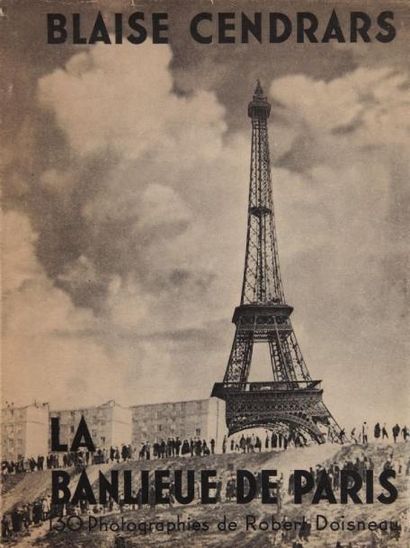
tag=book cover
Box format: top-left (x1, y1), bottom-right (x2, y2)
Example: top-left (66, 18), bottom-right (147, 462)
top-left (1, 1), bottom-right (409, 546)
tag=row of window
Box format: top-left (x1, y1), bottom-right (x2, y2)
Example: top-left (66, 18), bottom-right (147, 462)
top-left (138, 427), bottom-right (202, 437)
top-left (52, 410), bottom-right (110, 421)
top-left (1, 409), bottom-right (25, 419)
top-left (2, 438), bottom-right (23, 447)
top-left (2, 426), bottom-right (23, 434)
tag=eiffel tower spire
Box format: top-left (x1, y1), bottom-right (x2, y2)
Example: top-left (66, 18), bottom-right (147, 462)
top-left (212, 81), bottom-right (343, 443)
top-left (242, 80), bottom-right (284, 305)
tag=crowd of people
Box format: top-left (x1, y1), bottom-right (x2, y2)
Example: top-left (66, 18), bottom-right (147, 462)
top-left (2, 452), bottom-right (85, 477)
top-left (138, 429), bottom-right (310, 461)
top-left (348, 422), bottom-right (409, 445)
top-left (1, 496), bottom-right (52, 539)
top-left (2, 421), bottom-right (408, 482)
top-left (222, 430), bottom-right (308, 453)
top-left (138, 437), bottom-right (216, 460)
top-left (288, 449), bottom-right (410, 496)
top-left (1, 445), bottom-right (136, 480)
top-left (1, 422), bottom-right (408, 488)
top-left (1, 469), bottom-right (286, 541)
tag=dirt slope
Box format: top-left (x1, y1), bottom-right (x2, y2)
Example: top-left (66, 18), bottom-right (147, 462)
top-left (3, 442), bottom-right (409, 547)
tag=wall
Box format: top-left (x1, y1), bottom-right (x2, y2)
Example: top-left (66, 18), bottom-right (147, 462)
top-left (131, 398), bottom-right (227, 450)
top-left (111, 404), bottom-right (132, 447)
top-left (1, 403), bottom-right (49, 460)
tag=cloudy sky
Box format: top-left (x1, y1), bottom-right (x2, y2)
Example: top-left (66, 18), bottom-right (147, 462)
top-left (2, 0), bottom-right (409, 428)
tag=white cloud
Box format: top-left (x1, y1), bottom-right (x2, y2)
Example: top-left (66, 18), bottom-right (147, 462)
top-left (269, 68), bottom-right (410, 427)
top-left (38, 41), bottom-right (226, 160)
top-left (2, 212), bottom-right (105, 405)
top-left (2, 211), bottom-right (188, 408)
top-left (36, 40), bottom-right (250, 336)
top-left (2, 211), bottom-right (42, 294)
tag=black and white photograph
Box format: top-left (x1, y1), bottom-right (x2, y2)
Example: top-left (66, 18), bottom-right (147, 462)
top-left (1, 1), bottom-right (409, 546)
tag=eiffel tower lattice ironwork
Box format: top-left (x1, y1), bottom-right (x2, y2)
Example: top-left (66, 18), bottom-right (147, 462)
top-left (211, 81), bottom-right (343, 444)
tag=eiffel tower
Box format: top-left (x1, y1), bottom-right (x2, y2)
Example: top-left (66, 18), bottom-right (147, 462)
top-left (212, 81), bottom-right (343, 444)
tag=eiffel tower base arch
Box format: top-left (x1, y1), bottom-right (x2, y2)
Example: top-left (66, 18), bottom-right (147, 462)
top-left (212, 382), bottom-right (332, 443)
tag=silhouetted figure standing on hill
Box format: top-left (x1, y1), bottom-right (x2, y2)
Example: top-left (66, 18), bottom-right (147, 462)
top-left (288, 472), bottom-right (294, 495)
top-left (351, 427), bottom-right (358, 443)
top-left (216, 478), bottom-right (222, 502)
top-left (362, 422), bottom-right (369, 444)
top-left (11, 508), bottom-right (22, 533)
top-left (374, 422), bottom-right (381, 439)
top-left (202, 439), bottom-right (210, 455)
top-left (382, 423), bottom-right (389, 439)
top-left (271, 432), bottom-right (277, 449)
top-left (300, 517), bottom-right (312, 542)
top-left (33, 501), bottom-right (42, 524)
top-left (149, 484), bottom-right (156, 508)
top-left (392, 424), bottom-right (400, 443)
top-left (181, 439), bottom-right (190, 456)
top-left (255, 436), bottom-right (262, 452)
top-left (1, 514), bottom-right (12, 539)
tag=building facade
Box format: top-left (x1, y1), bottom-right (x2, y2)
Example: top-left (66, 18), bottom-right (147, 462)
top-left (49, 400), bottom-right (133, 451)
top-left (1, 398), bottom-right (227, 459)
top-left (131, 397), bottom-right (226, 450)
top-left (1, 402), bottom-right (49, 461)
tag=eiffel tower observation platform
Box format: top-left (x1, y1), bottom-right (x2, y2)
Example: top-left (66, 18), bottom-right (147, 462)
top-left (212, 379), bottom-right (322, 398)
top-left (211, 380), bottom-right (331, 441)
